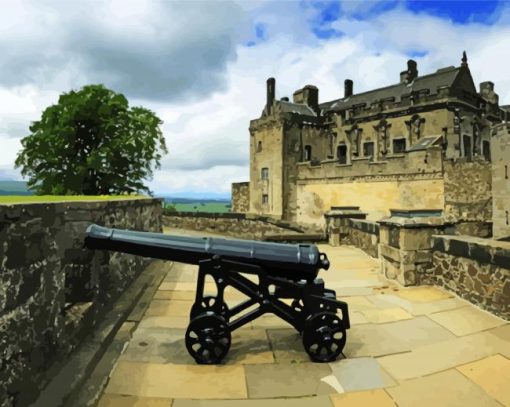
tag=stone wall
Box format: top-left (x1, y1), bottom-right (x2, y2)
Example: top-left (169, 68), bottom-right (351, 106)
top-left (231, 182), bottom-right (250, 213)
top-left (424, 235), bottom-right (509, 320)
top-left (443, 158), bottom-right (492, 228)
top-left (491, 123), bottom-right (510, 239)
top-left (162, 211), bottom-right (316, 240)
top-left (0, 198), bottom-right (162, 406)
top-left (343, 219), bottom-right (380, 258)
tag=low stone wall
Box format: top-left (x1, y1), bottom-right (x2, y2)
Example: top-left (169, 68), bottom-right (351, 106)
top-left (343, 219), bottom-right (380, 258)
top-left (424, 235), bottom-right (509, 320)
top-left (0, 198), bottom-right (162, 406)
top-left (162, 211), bottom-right (314, 240)
top-left (231, 182), bottom-right (250, 213)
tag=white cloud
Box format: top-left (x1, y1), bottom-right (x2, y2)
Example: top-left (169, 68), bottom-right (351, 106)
top-left (1, 1), bottom-right (509, 196)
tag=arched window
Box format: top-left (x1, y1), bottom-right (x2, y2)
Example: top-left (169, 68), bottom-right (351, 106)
top-left (257, 141), bottom-right (262, 152)
top-left (304, 145), bottom-right (312, 161)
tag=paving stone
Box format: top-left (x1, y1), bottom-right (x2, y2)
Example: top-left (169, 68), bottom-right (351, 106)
top-left (378, 316), bottom-right (456, 348)
top-left (338, 296), bottom-right (378, 312)
top-left (244, 363), bottom-right (333, 398)
top-left (335, 287), bottom-right (374, 297)
top-left (97, 394), bottom-right (172, 406)
top-left (250, 314), bottom-right (293, 329)
top-left (328, 358), bottom-right (396, 392)
top-left (456, 354), bottom-right (510, 406)
top-left (487, 323), bottom-right (510, 342)
top-left (153, 290), bottom-right (195, 301)
top-left (378, 331), bottom-right (510, 381)
top-left (428, 306), bottom-right (506, 336)
top-left (386, 369), bottom-right (501, 407)
top-left (395, 286), bottom-right (453, 302)
top-left (121, 327), bottom-right (190, 364)
top-left (138, 315), bottom-right (190, 329)
top-left (361, 307), bottom-right (414, 323)
top-left (267, 329), bottom-right (309, 363)
top-left (343, 324), bottom-right (411, 358)
top-left (172, 396), bottom-right (334, 407)
top-left (227, 328), bottom-right (275, 364)
top-left (144, 299), bottom-right (194, 317)
top-left (158, 281), bottom-right (217, 292)
top-left (105, 361), bottom-right (247, 399)
top-left (349, 312), bottom-right (369, 325)
top-left (330, 389), bottom-right (396, 407)
top-left (367, 293), bottom-right (468, 315)
top-left (163, 263), bottom-right (198, 283)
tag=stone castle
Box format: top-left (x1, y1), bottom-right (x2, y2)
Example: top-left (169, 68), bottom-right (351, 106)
top-left (232, 52), bottom-right (510, 240)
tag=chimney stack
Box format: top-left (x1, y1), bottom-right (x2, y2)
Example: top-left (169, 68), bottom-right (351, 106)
top-left (266, 77), bottom-right (275, 114)
top-left (344, 79), bottom-right (353, 98)
top-left (400, 59), bottom-right (418, 84)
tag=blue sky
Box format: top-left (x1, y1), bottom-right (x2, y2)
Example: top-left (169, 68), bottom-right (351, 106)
top-left (0, 0), bottom-right (509, 198)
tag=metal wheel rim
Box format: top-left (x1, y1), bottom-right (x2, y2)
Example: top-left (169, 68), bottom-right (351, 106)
top-left (185, 313), bottom-right (231, 364)
top-left (302, 312), bottom-right (346, 363)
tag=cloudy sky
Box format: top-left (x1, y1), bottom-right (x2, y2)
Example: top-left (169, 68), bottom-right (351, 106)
top-left (1, 0), bottom-right (509, 198)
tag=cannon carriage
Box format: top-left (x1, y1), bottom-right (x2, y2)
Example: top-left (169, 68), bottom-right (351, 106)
top-left (84, 224), bottom-right (350, 364)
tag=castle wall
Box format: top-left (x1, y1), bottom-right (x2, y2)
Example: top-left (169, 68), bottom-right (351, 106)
top-left (249, 121), bottom-right (283, 217)
top-left (0, 198), bottom-right (162, 405)
top-left (231, 182), bottom-right (250, 213)
top-left (295, 148), bottom-right (444, 225)
top-left (443, 158), bottom-right (492, 228)
top-left (491, 123), bottom-right (510, 239)
top-left (297, 178), bottom-right (444, 226)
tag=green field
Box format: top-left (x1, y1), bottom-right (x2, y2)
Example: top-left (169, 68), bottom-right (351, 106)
top-left (0, 195), bottom-right (148, 204)
top-left (169, 202), bottom-right (231, 213)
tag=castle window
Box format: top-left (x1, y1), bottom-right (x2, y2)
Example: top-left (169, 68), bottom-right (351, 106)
top-left (257, 141), bottom-right (262, 152)
top-left (363, 142), bottom-right (374, 160)
top-left (463, 135), bottom-right (472, 161)
top-left (304, 145), bottom-right (312, 161)
top-left (482, 140), bottom-right (491, 161)
top-left (505, 165), bottom-right (508, 179)
top-left (262, 194), bottom-right (269, 204)
top-left (261, 167), bottom-right (269, 180)
top-left (393, 138), bottom-right (406, 154)
top-left (337, 145), bottom-right (347, 164)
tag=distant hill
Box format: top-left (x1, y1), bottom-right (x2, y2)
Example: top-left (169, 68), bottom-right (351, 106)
top-left (0, 180), bottom-right (34, 195)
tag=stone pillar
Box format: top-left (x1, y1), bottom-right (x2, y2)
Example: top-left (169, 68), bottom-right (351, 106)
top-left (378, 209), bottom-right (447, 286)
top-left (324, 206), bottom-right (367, 246)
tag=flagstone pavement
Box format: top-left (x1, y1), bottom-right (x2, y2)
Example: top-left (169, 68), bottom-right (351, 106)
top-left (96, 228), bottom-right (510, 407)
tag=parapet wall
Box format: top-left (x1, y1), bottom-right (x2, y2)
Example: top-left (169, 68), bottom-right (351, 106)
top-left (343, 219), bottom-right (380, 258)
top-left (231, 182), bottom-right (250, 213)
top-left (0, 198), bottom-right (162, 406)
top-left (162, 211), bottom-right (314, 240)
top-left (423, 235), bottom-right (509, 320)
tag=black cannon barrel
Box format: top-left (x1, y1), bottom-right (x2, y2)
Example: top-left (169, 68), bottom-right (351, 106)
top-left (84, 224), bottom-right (330, 281)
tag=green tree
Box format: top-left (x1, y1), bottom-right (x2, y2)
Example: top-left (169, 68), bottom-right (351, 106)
top-left (15, 84), bottom-right (167, 195)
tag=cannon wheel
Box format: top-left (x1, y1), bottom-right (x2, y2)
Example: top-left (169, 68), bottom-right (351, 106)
top-left (185, 312), bottom-right (231, 364)
top-left (302, 312), bottom-right (346, 363)
top-left (190, 295), bottom-right (229, 321)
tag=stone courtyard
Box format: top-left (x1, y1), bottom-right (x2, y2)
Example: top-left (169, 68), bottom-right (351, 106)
top-left (95, 228), bottom-right (510, 407)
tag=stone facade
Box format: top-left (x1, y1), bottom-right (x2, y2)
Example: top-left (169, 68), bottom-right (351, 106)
top-left (0, 198), bottom-right (162, 406)
top-left (162, 211), bottom-right (320, 240)
top-left (491, 123), bottom-right (510, 239)
top-left (239, 54), bottom-right (505, 235)
top-left (424, 235), bottom-right (510, 320)
top-left (231, 182), bottom-right (250, 213)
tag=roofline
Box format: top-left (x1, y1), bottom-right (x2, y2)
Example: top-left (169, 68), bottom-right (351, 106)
top-left (319, 66), bottom-right (462, 109)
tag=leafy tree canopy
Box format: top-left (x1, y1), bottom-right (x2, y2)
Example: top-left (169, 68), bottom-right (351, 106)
top-left (15, 84), bottom-right (168, 195)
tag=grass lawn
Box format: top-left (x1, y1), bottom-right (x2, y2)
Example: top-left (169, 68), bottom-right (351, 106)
top-left (0, 195), bottom-right (149, 204)
top-left (172, 202), bottom-right (231, 213)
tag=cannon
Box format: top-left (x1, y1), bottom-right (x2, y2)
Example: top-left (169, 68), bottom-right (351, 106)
top-left (84, 224), bottom-right (350, 364)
